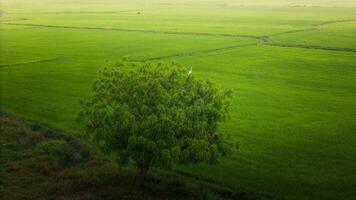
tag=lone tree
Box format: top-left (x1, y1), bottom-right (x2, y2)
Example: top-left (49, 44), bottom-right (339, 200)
top-left (79, 61), bottom-right (233, 183)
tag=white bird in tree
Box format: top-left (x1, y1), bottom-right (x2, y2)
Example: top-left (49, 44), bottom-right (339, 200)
top-left (188, 67), bottom-right (192, 76)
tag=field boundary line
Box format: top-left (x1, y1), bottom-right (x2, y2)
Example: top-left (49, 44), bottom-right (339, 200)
top-left (0, 18), bottom-right (29, 22)
top-left (6, 10), bottom-right (144, 15)
top-left (265, 43), bottom-right (356, 53)
top-left (267, 28), bottom-right (317, 37)
top-left (3, 22), bottom-right (260, 39)
top-left (260, 25), bottom-right (356, 53)
top-left (0, 57), bottom-right (61, 68)
top-left (130, 43), bottom-right (257, 62)
top-left (313, 19), bottom-right (356, 26)
top-left (266, 19), bottom-right (356, 38)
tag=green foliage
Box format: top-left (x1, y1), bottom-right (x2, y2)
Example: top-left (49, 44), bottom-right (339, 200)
top-left (0, 113), bottom-right (259, 200)
top-left (79, 61), bottom-right (233, 173)
top-left (35, 140), bottom-right (68, 156)
top-left (35, 139), bottom-right (92, 166)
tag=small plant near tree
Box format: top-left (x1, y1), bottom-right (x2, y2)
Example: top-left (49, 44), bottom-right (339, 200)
top-left (78, 60), bottom-right (234, 184)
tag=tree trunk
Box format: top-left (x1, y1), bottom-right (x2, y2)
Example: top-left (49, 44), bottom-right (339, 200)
top-left (136, 162), bottom-right (150, 186)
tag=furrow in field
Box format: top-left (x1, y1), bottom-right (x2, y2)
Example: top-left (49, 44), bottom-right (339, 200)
top-left (2, 22), bottom-right (260, 39)
top-left (0, 57), bottom-right (60, 68)
top-left (131, 43), bottom-right (257, 62)
top-left (266, 43), bottom-right (356, 53)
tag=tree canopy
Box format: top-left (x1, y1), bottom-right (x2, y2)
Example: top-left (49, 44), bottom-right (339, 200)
top-left (79, 60), bottom-right (234, 181)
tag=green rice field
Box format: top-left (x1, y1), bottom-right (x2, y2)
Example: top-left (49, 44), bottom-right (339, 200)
top-left (1, 0), bottom-right (356, 199)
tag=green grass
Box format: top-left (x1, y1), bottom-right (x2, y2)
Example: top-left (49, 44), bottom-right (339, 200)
top-left (271, 22), bottom-right (356, 49)
top-left (174, 46), bottom-right (356, 200)
top-left (1, 0), bottom-right (356, 199)
top-left (1, 113), bottom-right (258, 200)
